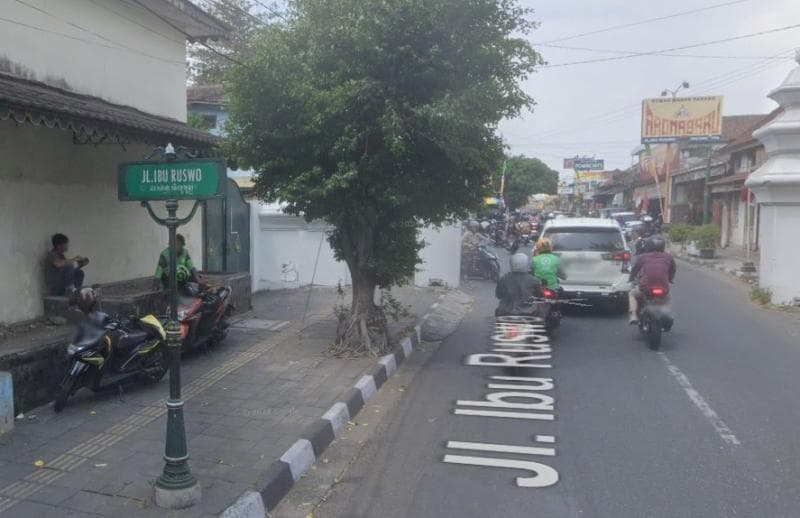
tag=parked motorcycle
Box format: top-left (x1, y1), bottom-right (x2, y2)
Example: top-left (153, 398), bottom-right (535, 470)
top-left (54, 311), bottom-right (167, 412)
top-left (173, 282), bottom-right (233, 354)
top-left (636, 284), bottom-right (673, 350)
top-left (461, 245), bottom-right (500, 282)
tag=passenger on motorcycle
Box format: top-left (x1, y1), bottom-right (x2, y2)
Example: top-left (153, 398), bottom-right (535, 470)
top-left (531, 238), bottom-right (566, 289)
top-left (628, 235), bottom-right (676, 325)
top-left (496, 253), bottom-right (542, 317)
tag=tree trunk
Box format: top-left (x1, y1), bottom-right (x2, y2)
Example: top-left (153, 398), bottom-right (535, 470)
top-left (330, 230), bottom-right (390, 357)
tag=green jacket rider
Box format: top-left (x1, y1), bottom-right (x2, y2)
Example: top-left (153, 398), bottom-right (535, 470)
top-left (531, 238), bottom-right (566, 289)
top-left (154, 233), bottom-right (197, 288)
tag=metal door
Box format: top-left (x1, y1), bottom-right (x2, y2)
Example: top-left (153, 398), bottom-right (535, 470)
top-left (203, 179), bottom-right (250, 273)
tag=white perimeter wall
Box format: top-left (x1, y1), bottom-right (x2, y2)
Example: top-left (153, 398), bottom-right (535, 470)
top-left (757, 204), bottom-right (800, 304)
top-left (416, 223), bottom-right (462, 288)
top-left (1, 0), bottom-right (187, 120)
top-left (0, 121), bottom-right (201, 323)
top-left (249, 203), bottom-right (461, 292)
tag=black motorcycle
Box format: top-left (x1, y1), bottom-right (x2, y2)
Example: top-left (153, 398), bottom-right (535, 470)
top-left (636, 284), bottom-right (674, 350)
top-left (54, 312), bottom-right (167, 412)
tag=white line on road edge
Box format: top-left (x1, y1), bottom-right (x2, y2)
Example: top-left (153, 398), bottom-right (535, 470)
top-left (658, 352), bottom-right (740, 446)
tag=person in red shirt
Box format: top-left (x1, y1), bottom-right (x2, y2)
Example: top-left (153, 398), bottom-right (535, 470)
top-left (628, 235), bottom-right (676, 324)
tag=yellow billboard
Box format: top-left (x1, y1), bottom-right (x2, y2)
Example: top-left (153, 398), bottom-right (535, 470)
top-left (641, 96), bottom-right (723, 144)
top-left (575, 170), bottom-right (605, 183)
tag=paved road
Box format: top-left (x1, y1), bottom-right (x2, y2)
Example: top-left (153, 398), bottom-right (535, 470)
top-left (286, 262), bottom-right (800, 518)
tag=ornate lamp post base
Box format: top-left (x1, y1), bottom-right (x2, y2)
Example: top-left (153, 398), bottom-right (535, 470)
top-left (155, 479), bottom-right (201, 509)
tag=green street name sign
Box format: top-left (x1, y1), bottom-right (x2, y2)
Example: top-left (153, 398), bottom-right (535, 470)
top-left (118, 159), bottom-right (226, 201)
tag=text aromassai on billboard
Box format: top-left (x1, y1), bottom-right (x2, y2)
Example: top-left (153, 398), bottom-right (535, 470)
top-left (641, 96), bottom-right (723, 144)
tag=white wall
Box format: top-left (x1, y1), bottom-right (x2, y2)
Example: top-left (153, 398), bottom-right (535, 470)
top-left (251, 204), bottom-right (351, 292)
top-left (249, 203), bottom-right (461, 292)
top-left (1, 0), bottom-right (187, 120)
top-left (416, 224), bottom-right (462, 288)
top-left (757, 204), bottom-right (800, 305)
top-left (0, 121), bottom-right (201, 323)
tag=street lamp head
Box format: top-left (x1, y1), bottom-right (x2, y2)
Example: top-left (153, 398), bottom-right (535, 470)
top-left (681, 81), bottom-right (690, 89)
top-left (661, 90), bottom-right (669, 97)
top-left (164, 143), bottom-right (176, 160)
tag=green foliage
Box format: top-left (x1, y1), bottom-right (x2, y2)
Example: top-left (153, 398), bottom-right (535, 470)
top-left (667, 224), bottom-right (694, 243)
top-left (225, 0), bottom-right (543, 301)
top-left (498, 155), bottom-right (559, 209)
top-left (750, 287), bottom-right (772, 306)
top-left (186, 112), bottom-right (211, 131)
top-left (690, 224), bottom-right (721, 249)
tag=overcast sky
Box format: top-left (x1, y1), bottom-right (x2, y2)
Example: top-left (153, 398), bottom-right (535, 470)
top-left (499, 0), bottom-right (800, 181)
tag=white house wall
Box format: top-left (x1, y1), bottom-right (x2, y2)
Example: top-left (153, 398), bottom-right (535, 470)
top-left (1, 0), bottom-right (187, 120)
top-left (249, 203), bottom-right (461, 292)
top-left (415, 223), bottom-right (461, 288)
top-left (0, 121), bottom-right (202, 323)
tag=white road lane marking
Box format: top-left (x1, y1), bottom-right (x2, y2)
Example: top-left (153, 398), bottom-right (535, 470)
top-left (658, 352), bottom-right (741, 446)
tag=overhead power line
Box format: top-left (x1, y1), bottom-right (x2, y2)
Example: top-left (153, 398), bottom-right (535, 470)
top-left (10, 0), bottom-right (184, 65)
top-left (522, 47), bottom-right (795, 142)
top-left (542, 23), bottom-right (800, 68)
top-left (537, 42), bottom-right (782, 61)
top-left (538, 0), bottom-right (750, 44)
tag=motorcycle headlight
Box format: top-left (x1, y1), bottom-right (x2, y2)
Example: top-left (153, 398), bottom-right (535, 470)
top-left (177, 309), bottom-right (188, 321)
top-left (66, 344), bottom-right (80, 356)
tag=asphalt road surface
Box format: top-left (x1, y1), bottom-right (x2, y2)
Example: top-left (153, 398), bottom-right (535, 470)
top-left (278, 261), bottom-right (800, 518)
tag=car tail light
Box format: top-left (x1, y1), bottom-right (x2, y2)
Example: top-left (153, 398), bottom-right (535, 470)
top-left (650, 287), bottom-right (667, 298)
top-left (542, 288), bottom-right (556, 300)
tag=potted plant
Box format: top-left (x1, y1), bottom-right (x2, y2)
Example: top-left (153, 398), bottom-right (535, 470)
top-left (692, 224), bottom-right (721, 259)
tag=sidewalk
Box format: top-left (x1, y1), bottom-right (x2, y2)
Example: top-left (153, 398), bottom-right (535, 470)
top-left (0, 286), bottom-right (442, 517)
top-left (670, 243), bottom-right (759, 281)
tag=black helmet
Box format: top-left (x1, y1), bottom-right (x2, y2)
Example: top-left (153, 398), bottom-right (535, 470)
top-left (647, 235), bottom-right (666, 253)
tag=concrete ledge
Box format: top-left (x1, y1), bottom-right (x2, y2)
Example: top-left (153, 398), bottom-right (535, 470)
top-left (301, 418), bottom-right (336, 457)
top-left (220, 491), bottom-right (265, 518)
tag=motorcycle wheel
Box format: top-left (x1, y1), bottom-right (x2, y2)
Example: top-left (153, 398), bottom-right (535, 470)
top-left (644, 316), bottom-right (662, 350)
top-left (146, 347), bottom-right (168, 383)
top-left (54, 374), bottom-right (80, 413)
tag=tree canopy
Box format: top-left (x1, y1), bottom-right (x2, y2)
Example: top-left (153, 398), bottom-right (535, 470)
top-left (499, 155), bottom-right (559, 209)
top-left (225, 0), bottom-right (543, 353)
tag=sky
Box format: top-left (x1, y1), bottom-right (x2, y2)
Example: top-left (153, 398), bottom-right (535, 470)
top-left (499, 0), bottom-right (800, 182)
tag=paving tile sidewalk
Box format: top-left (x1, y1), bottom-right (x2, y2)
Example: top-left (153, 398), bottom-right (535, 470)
top-left (0, 286), bottom-right (441, 517)
top-left (670, 243), bottom-right (759, 280)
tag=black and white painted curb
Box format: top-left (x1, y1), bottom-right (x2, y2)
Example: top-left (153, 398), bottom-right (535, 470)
top-left (220, 303), bottom-right (436, 517)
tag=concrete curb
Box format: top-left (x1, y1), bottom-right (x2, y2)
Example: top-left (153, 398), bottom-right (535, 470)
top-left (674, 253), bottom-right (757, 283)
top-left (219, 317), bottom-right (425, 517)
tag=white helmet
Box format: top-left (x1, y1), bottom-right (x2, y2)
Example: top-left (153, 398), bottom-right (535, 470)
top-left (510, 253), bottom-right (529, 273)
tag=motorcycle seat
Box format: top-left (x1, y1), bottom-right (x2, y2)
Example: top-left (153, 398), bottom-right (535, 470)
top-left (115, 330), bottom-right (150, 353)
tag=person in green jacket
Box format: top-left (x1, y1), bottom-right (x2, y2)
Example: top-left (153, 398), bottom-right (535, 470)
top-left (531, 238), bottom-right (566, 289)
top-left (154, 234), bottom-right (199, 289)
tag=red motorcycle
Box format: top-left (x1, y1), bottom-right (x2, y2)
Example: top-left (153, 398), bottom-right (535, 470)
top-left (171, 283), bottom-right (233, 353)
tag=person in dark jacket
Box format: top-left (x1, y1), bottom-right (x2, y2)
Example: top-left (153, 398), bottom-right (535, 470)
top-left (628, 235), bottom-right (676, 324)
top-left (496, 253), bottom-right (542, 317)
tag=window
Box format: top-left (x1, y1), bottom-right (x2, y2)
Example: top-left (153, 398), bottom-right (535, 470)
top-left (201, 114), bottom-right (218, 129)
top-left (545, 227), bottom-right (625, 252)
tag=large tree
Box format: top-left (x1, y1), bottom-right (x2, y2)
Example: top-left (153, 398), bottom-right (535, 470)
top-left (499, 155), bottom-right (559, 209)
top-left (225, 0), bottom-right (542, 354)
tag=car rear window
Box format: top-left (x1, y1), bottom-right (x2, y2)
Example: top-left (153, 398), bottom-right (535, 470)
top-left (545, 227), bottom-right (624, 252)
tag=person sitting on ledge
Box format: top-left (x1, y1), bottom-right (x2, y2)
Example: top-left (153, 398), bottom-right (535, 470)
top-left (45, 233), bottom-right (89, 296)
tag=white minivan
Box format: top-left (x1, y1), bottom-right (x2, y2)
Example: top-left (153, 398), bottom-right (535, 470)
top-left (540, 217), bottom-right (632, 311)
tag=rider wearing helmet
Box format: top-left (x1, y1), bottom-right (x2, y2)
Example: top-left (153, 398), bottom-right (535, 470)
top-left (495, 253), bottom-right (542, 316)
top-left (628, 235), bottom-right (676, 324)
top-left (531, 238), bottom-right (566, 289)
top-left (155, 234), bottom-right (199, 289)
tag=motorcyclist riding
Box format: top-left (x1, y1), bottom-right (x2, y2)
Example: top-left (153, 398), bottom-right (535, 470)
top-left (531, 238), bottom-right (566, 289)
top-left (495, 253), bottom-right (542, 317)
top-left (628, 235), bottom-right (676, 325)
